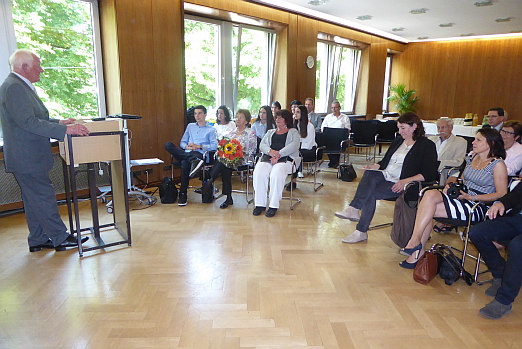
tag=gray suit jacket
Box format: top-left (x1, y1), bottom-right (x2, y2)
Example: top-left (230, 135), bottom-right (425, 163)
top-left (0, 73), bottom-right (66, 174)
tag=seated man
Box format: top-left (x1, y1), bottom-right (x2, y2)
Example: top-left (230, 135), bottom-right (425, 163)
top-left (320, 100), bottom-right (351, 168)
top-left (469, 181), bottom-right (522, 319)
top-left (305, 97), bottom-right (322, 132)
top-left (484, 107), bottom-right (507, 131)
top-left (500, 120), bottom-right (522, 176)
top-left (165, 105), bottom-right (217, 206)
top-left (428, 117), bottom-right (467, 184)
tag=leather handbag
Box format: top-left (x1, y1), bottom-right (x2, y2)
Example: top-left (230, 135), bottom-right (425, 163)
top-left (338, 164), bottom-right (357, 182)
top-left (413, 244), bottom-right (438, 285)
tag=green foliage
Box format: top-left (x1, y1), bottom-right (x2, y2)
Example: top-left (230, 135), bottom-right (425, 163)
top-left (387, 83), bottom-right (419, 114)
top-left (11, 0), bottom-right (99, 119)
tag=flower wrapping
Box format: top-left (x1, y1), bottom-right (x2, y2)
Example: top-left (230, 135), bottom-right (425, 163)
top-left (217, 137), bottom-right (244, 168)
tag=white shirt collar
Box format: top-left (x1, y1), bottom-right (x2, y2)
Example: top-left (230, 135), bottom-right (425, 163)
top-left (12, 72), bottom-right (37, 93)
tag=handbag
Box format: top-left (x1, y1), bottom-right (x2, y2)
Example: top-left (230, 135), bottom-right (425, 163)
top-left (413, 244), bottom-right (438, 285)
top-left (436, 244), bottom-right (473, 286)
top-left (201, 180), bottom-right (215, 203)
top-left (159, 177), bottom-right (178, 204)
top-left (338, 164), bottom-right (357, 182)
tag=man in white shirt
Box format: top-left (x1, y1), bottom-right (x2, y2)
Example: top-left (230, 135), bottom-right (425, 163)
top-left (486, 107), bottom-right (507, 131)
top-left (428, 118), bottom-right (467, 183)
top-left (501, 120), bottom-right (522, 176)
top-left (321, 100), bottom-right (351, 167)
top-left (305, 98), bottom-right (321, 132)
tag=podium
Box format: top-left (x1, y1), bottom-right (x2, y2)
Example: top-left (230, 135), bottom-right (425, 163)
top-left (60, 119), bottom-right (131, 256)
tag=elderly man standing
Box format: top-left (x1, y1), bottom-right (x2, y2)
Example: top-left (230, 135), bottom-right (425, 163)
top-left (428, 117), bottom-right (467, 184)
top-left (321, 100), bottom-right (351, 168)
top-left (0, 49), bottom-right (90, 252)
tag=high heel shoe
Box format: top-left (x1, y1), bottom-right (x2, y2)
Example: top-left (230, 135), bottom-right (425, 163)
top-left (399, 243), bottom-right (422, 257)
top-left (399, 259), bottom-right (419, 269)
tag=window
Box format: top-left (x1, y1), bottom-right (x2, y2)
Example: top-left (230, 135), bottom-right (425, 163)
top-left (382, 55), bottom-right (392, 112)
top-left (184, 15), bottom-right (276, 120)
top-left (315, 40), bottom-right (361, 114)
top-left (0, 0), bottom-right (104, 141)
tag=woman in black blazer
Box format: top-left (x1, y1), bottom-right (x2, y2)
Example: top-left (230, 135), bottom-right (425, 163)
top-left (335, 112), bottom-right (439, 243)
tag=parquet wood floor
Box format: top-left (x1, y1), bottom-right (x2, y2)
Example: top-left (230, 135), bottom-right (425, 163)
top-left (1, 161), bottom-right (521, 348)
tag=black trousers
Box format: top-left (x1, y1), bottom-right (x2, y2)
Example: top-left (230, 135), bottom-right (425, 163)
top-left (209, 161), bottom-right (233, 196)
top-left (165, 142), bottom-right (203, 193)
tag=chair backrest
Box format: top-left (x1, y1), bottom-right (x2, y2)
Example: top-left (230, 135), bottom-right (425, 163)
top-left (322, 127), bottom-right (350, 152)
top-left (376, 120), bottom-right (398, 141)
top-left (351, 120), bottom-right (379, 145)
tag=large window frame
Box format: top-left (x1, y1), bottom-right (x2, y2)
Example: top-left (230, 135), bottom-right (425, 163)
top-left (184, 14), bottom-right (276, 120)
top-left (0, 0), bottom-right (105, 141)
top-left (382, 54), bottom-right (392, 113)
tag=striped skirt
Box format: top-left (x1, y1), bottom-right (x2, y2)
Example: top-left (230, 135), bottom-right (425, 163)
top-left (440, 192), bottom-right (489, 223)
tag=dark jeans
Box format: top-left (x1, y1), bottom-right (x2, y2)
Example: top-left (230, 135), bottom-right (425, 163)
top-left (469, 215), bottom-right (522, 305)
top-left (165, 142), bottom-right (203, 193)
top-left (349, 170), bottom-right (399, 232)
top-left (209, 161), bottom-right (233, 196)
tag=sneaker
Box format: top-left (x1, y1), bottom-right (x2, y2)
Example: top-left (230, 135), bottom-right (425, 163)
top-left (297, 171), bottom-right (304, 178)
top-left (341, 230), bottom-right (368, 243)
top-left (189, 159), bottom-right (205, 178)
top-left (178, 192), bottom-right (188, 206)
top-left (485, 278), bottom-right (502, 297)
top-left (479, 299), bottom-right (512, 319)
top-left (335, 206), bottom-right (360, 221)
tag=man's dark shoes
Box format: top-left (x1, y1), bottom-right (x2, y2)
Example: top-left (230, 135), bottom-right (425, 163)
top-left (189, 159), bottom-right (205, 178)
top-left (480, 299), bottom-right (512, 319)
top-left (55, 234), bottom-right (89, 251)
top-left (252, 206), bottom-right (266, 216)
top-left (285, 182), bottom-right (297, 191)
top-left (220, 197), bottom-right (233, 209)
top-left (178, 192), bottom-right (188, 206)
top-left (265, 207), bottom-right (277, 217)
top-left (29, 239), bottom-right (54, 252)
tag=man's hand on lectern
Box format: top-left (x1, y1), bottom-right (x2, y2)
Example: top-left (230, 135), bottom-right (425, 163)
top-left (59, 118), bottom-right (77, 125)
top-left (66, 124), bottom-right (90, 136)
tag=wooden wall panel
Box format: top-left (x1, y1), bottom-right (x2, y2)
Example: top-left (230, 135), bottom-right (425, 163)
top-left (392, 36), bottom-right (522, 121)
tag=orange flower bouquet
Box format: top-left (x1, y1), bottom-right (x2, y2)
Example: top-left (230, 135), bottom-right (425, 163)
top-left (217, 137), bottom-right (244, 168)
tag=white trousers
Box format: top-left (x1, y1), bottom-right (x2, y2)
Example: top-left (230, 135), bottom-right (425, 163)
top-left (253, 161), bottom-right (293, 209)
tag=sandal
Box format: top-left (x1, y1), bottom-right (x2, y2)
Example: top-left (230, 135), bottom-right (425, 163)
top-left (433, 224), bottom-right (455, 234)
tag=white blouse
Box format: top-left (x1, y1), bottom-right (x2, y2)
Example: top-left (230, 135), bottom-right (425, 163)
top-left (382, 142), bottom-right (413, 183)
top-left (214, 121), bottom-right (236, 140)
top-left (298, 122), bottom-right (317, 150)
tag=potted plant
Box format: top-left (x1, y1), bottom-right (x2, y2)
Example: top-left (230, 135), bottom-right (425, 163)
top-left (387, 83), bottom-right (419, 114)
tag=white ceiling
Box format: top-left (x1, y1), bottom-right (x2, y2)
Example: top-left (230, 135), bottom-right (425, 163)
top-left (253, 0), bottom-right (522, 42)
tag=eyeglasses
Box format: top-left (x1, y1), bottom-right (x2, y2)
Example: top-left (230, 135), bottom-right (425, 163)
top-left (501, 129), bottom-right (517, 136)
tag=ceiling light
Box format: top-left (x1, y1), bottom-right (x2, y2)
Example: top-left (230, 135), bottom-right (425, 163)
top-left (417, 36), bottom-right (429, 40)
top-left (356, 15), bottom-right (372, 21)
top-left (460, 33), bottom-right (475, 36)
top-left (392, 27), bottom-right (405, 32)
top-left (495, 17), bottom-right (512, 23)
top-left (410, 8), bottom-right (428, 14)
top-left (474, 0), bottom-right (494, 7)
top-left (308, 0), bottom-right (328, 5)
top-left (439, 23), bottom-right (455, 27)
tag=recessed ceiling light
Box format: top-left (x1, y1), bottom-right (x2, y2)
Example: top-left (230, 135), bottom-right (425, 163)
top-left (308, 0), bottom-right (328, 5)
top-left (439, 23), bottom-right (455, 27)
top-left (356, 15), bottom-right (372, 21)
top-left (410, 8), bottom-right (428, 14)
top-left (495, 17), bottom-right (512, 23)
top-left (460, 33), bottom-right (475, 36)
top-left (392, 27), bottom-right (405, 32)
top-left (417, 36), bottom-right (429, 40)
top-left (474, 0), bottom-right (494, 7)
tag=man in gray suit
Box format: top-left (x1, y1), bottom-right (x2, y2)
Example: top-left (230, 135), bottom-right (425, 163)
top-left (0, 49), bottom-right (90, 252)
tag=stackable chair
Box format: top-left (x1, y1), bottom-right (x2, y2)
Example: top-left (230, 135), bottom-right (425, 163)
top-left (350, 120), bottom-right (378, 162)
top-left (376, 120), bottom-right (398, 155)
top-left (319, 127), bottom-right (351, 177)
top-left (296, 146), bottom-right (325, 191)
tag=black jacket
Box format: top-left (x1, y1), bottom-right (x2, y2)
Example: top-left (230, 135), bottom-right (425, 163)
top-left (378, 136), bottom-right (438, 182)
top-left (500, 182), bottom-right (522, 215)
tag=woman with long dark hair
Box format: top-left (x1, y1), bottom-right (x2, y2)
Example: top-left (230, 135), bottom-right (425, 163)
top-left (400, 128), bottom-right (508, 268)
top-left (214, 105), bottom-right (235, 139)
top-left (252, 105), bottom-right (275, 140)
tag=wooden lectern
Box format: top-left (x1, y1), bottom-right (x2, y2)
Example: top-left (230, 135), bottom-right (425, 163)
top-left (60, 119), bottom-right (131, 256)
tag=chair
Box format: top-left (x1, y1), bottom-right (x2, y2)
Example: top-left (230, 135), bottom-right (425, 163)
top-left (297, 146), bottom-right (325, 192)
top-left (318, 127), bottom-right (350, 176)
top-left (170, 150), bottom-right (214, 189)
top-left (230, 162), bottom-right (255, 204)
top-left (349, 120), bottom-right (378, 162)
top-left (376, 120), bottom-right (398, 155)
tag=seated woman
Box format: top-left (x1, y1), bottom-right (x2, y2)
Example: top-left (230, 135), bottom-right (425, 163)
top-left (286, 105), bottom-right (317, 190)
top-left (251, 105), bottom-right (275, 141)
top-left (203, 109), bottom-right (257, 209)
top-left (400, 128), bottom-right (508, 269)
top-left (253, 109), bottom-right (300, 218)
top-left (335, 112), bottom-right (439, 244)
top-left (271, 101), bottom-right (281, 116)
top-left (214, 105), bottom-right (236, 140)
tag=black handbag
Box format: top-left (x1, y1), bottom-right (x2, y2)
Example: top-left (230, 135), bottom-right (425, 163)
top-left (201, 180), bottom-right (215, 203)
top-left (435, 244), bottom-right (473, 286)
top-left (159, 177), bottom-right (178, 204)
top-left (338, 164), bottom-right (357, 182)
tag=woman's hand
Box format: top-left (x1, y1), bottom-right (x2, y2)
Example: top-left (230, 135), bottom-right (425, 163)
top-left (362, 164), bottom-right (380, 172)
top-left (268, 149), bottom-right (279, 158)
top-left (391, 179), bottom-right (409, 193)
top-left (458, 191), bottom-right (473, 201)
